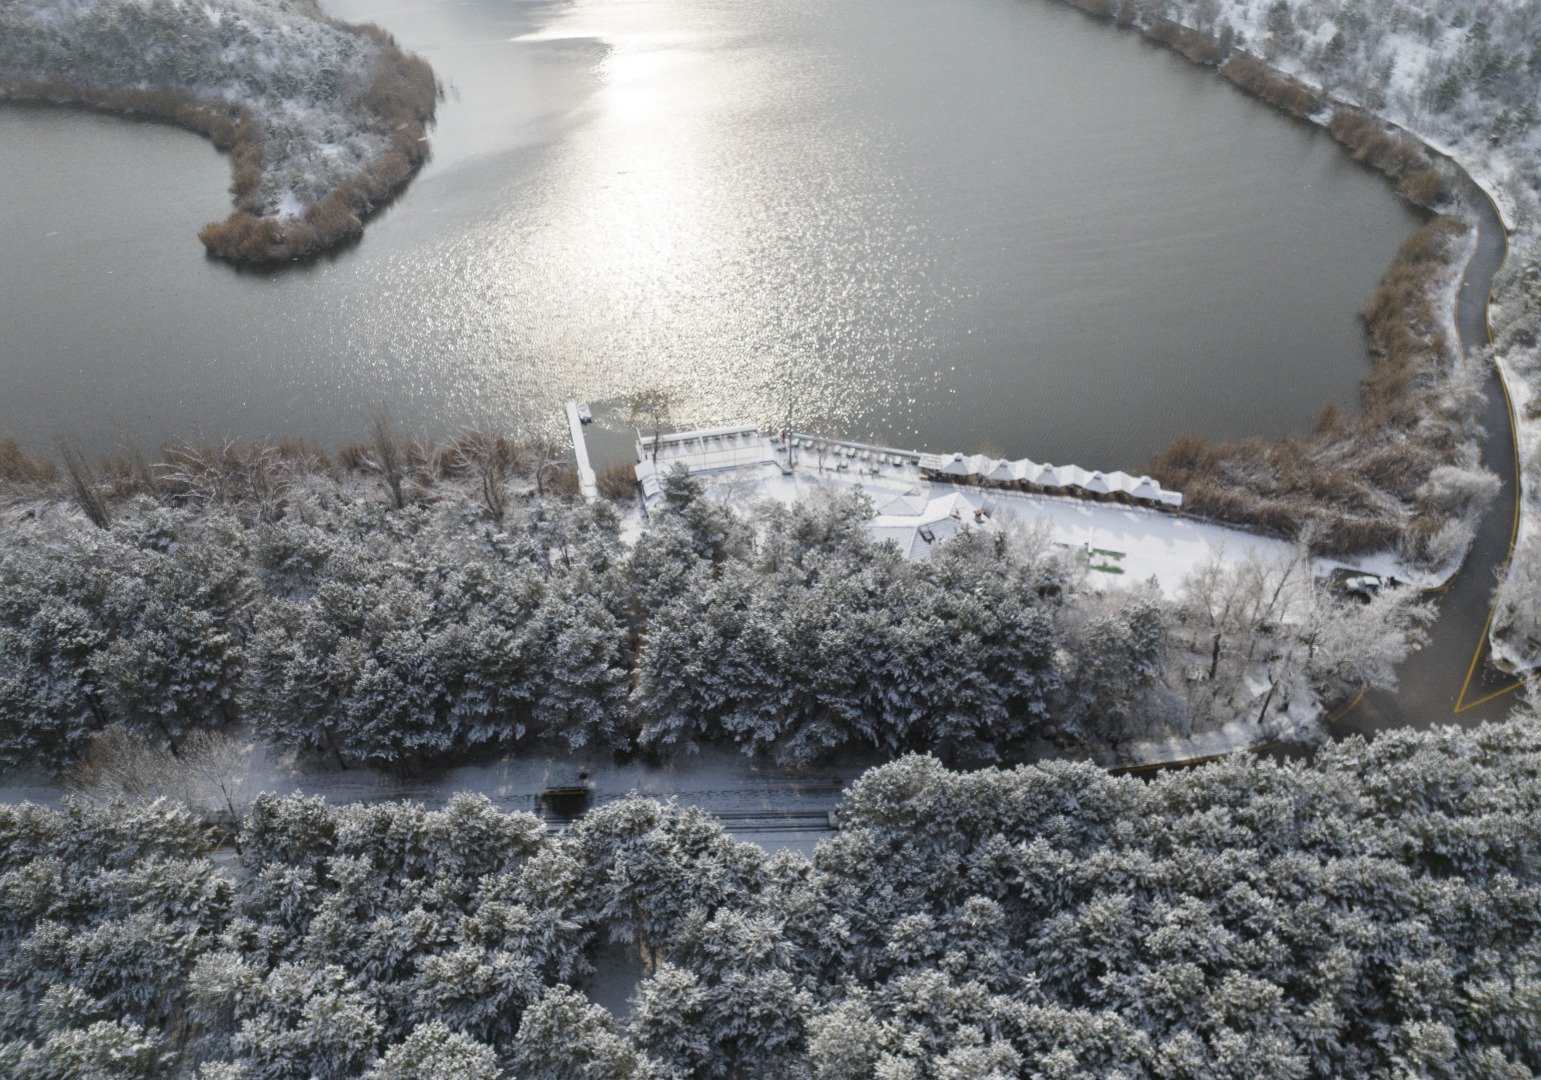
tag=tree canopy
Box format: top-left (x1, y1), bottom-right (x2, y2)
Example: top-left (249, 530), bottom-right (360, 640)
top-left (0, 475), bottom-right (1429, 775)
top-left (3, 714), bottom-right (1540, 1076)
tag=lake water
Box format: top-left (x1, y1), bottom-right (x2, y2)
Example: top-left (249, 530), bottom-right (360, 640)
top-left (0, 0), bottom-right (1420, 470)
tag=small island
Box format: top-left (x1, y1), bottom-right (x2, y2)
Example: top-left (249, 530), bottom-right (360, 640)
top-left (0, 0), bottom-right (437, 264)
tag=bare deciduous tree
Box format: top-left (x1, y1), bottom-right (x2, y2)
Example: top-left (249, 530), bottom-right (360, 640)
top-left (530, 435), bottom-right (565, 500)
top-left (372, 404), bottom-right (407, 510)
top-left (630, 390), bottom-right (670, 466)
top-left (68, 726), bottom-right (255, 837)
top-left (1171, 543), bottom-right (1430, 737)
top-left (449, 430), bottom-right (519, 521)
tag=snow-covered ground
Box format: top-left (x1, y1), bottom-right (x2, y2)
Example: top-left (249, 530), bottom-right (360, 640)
top-left (1137, 0), bottom-right (1541, 671)
top-left (623, 430), bottom-right (1429, 598)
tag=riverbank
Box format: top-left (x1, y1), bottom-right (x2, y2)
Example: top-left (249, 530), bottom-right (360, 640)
top-left (1043, 0), bottom-right (1541, 690)
top-left (1043, 0), bottom-right (1502, 571)
top-left (0, 0), bottom-right (437, 264)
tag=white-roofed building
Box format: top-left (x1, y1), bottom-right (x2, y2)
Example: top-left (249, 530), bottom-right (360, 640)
top-left (876, 490), bottom-right (932, 517)
top-left (869, 491), bottom-right (985, 562)
top-left (913, 448), bottom-right (1182, 508)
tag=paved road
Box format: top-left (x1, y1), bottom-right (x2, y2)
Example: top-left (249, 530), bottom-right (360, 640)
top-left (1333, 172), bottom-right (1520, 739)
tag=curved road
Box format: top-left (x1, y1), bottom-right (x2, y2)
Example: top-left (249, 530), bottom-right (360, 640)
top-left (1333, 170), bottom-right (1519, 738)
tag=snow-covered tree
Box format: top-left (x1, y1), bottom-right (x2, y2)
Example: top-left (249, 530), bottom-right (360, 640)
top-left (515, 986), bottom-right (658, 1079)
top-left (0, 510), bottom-right (249, 768)
top-left (9, 716), bottom-right (1541, 1074)
top-left (364, 1022), bottom-right (500, 1080)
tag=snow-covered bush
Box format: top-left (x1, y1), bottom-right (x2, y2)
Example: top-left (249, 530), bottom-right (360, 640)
top-left (0, 0), bottom-right (437, 262)
top-left (364, 1022), bottom-right (501, 1080)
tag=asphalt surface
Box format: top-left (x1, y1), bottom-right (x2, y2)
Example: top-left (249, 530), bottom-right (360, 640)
top-left (1332, 171), bottom-right (1521, 740)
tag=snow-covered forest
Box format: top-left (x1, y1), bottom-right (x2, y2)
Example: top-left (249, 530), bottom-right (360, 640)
top-left (0, 436), bottom-right (1429, 775)
top-left (1048, 1), bottom-right (1541, 661)
top-left (3, 716), bottom-right (1539, 1076)
top-left (0, 0), bottom-right (437, 262)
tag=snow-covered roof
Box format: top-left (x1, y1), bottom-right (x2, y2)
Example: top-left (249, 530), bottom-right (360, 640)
top-left (870, 513), bottom-right (968, 562)
top-left (867, 491), bottom-right (984, 562)
top-left (916, 450), bottom-right (1182, 508)
top-left (877, 490), bottom-right (932, 517)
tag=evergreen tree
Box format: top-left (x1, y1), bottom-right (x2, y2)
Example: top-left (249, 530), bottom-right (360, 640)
top-left (515, 986), bottom-right (658, 1079)
top-left (364, 1023), bottom-right (500, 1080)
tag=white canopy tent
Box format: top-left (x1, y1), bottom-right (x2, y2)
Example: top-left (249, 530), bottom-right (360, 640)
top-left (917, 450), bottom-right (1182, 508)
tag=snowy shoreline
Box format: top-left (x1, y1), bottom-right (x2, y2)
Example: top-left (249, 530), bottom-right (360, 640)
top-left (1047, 0), bottom-right (1529, 679)
top-left (0, 0), bottom-right (438, 263)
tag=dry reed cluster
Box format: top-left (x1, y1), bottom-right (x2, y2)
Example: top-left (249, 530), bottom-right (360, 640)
top-left (1049, 0), bottom-right (1484, 559)
top-left (1153, 217), bottom-right (1476, 557)
top-left (1, 424), bottom-right (585, 526)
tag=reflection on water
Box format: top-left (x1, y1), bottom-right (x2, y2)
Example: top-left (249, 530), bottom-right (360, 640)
top-left (0, 0), bottom-right (1420, 468)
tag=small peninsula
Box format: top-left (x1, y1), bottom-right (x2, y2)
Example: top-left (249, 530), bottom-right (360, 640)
top-left (0, 0), bottom-right (438, 263)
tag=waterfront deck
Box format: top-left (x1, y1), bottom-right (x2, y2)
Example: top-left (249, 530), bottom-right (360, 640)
top-left (565, 401), bottom-right (599, 502)
top-left (627, 423), bottom-right (1418, 596)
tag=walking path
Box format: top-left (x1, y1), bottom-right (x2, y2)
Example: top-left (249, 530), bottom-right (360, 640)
top-left (565, 401), bottom-right (599, 502)
top-left (1335, 173), bottom-right (1521, 738)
